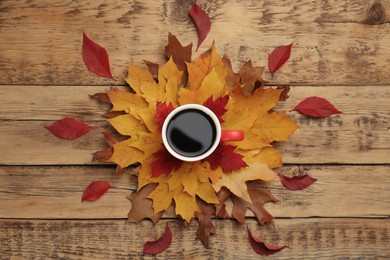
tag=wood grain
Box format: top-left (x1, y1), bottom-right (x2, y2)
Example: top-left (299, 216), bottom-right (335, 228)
top-left (0, 0), bottom-right (389, 86)
top-left (1, 165), bottom-right (389, 219)
top-left (1, 218), bottom-right (389, 259)
top-left (0, 85), bottom-right (389, 165)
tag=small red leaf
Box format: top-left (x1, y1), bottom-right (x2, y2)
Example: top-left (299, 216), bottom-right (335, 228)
top-left (81, 180), bottom-right (112, 201)
top-left (268, 43), bottom-right (293, 76)
top-left (204, 144), bottom-right (247, 173)
top-left (151, 148), bottom-right (183, 177)
top-left (278, 173), bottom-right (317, 191)
top-left (247, 227), bottom-right (288, 255)
top-left (143, 223), bottom-right (173, 255)
top-left (203, 95), bottom-right (229, 123)
top-left (82, 32), bottom-right (115, 80)
top-left (44, 117), bottom-right (94, 140)
top-left (188, 3), bottom-right (211, 51)
top-left (155, 102), bottom-right (175, 130)
top-left (292, 96), bottom-right (342, 118)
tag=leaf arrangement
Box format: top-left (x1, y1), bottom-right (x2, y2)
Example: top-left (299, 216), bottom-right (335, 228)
top-left (42, 3), bottom-right (343, 256)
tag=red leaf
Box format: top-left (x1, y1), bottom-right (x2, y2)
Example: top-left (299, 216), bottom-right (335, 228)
top-left (204, 144), bottom-right (247, 173)
top-left (151, 148), bottom-right (183, 177)
top-left (292, 96), bottom-right (342, 118)
top-left (155, 102), bottom-right (175, 130)
top-left (247, 227), bottom-right (288, 255)
top-left (188, 3), bottom-right (211, 51)
top-left (82, 32), bottom-right (115, 80)
top-left (44, 117), bottom-right (94, 140)
top-left (203, 95), bottom-right (229, 123)
top-left (268, 43), bottom-right (293, 76)
top-left (143, 223), bottom-right (172, 255)
top-left (81, 180), bottom-right (112, 201)
top-left (278, 173), bottom-right (317, 191)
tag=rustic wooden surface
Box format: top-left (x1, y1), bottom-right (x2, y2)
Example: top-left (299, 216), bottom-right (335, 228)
top-left (0, 0), bottom-right (389, 259)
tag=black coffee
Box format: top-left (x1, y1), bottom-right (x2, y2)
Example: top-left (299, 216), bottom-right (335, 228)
top-left (166, 109), bottom-right (216, 157)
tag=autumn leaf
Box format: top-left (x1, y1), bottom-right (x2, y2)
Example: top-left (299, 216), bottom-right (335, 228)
top-left (155, 102), bottom-right (175, 130)
top-left (196, 198), bottom-right (215, 248)
top-left (144, 60), bottom-right (159, 81)
top-left (151, 148), bottom-right (183, 177)
top-left (222, 56), bottom-right (240, 88)
top-left (247, 227), bottom-right (288, 255)
top-left (81, 180), bottom-right (112, 201)
top-left (203, 95), bottom-right (229, 123)
top-left (213, 163), bottom-right (277, 202)
top-left (188, 3), bottom-right (211, 50)
top-left (277, 85), bottom-right (290, 101)
top-left (82, 32), bottom-right (115, 80)
top-left (165, 33), bottom-right (192, 72)
top-left (268, 43), bottom-right (293, 76)
top-left (45, 117), bottom-right (94, 140)
top-left (143, 223), bottom-right (172, 255)
top-left (89, 92), bottom-right (111, 103)
top-left (204, 144), bottom-right (247, 173)
top-left (238, 60), bottom-right (266, 95)
top-left (278, 173), bottom-right (317, 191)
top-left (292, 96), bottom-right (342, 118)
top-left (128, 183), bottom-right (164, 224)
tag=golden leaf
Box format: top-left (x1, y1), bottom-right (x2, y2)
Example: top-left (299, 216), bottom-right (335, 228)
top-left (173, 187), bottom-right (199, 222)
top-left (107, 87), bottom-right (148, 116)
top-left (107, 114), bottom-right (148, 136)
top-left (213, 163), bottom-right (278, 202)
top-left (147, 182), bottom-right (173, 214)
top-left (197, 182), bottom-right (219, 204)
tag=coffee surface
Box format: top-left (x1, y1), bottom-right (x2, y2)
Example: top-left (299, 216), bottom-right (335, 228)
top-left (166, 109), bottom-right (216, 157)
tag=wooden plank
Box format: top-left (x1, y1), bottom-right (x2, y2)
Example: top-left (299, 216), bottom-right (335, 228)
top-left (0, 0), bottom-right (389, 85)
top-left (0, 218), bottom-right (389, 259)
top-left (0, 165), bottom-right (389, 219)
top-left (1, 87), bottom-right (389, 165)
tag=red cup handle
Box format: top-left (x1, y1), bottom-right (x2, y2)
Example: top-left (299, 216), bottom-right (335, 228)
top-left (220, 130), bottom-right (244, 142)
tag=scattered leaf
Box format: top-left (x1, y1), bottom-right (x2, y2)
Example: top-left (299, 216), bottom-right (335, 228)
top-left (204, 144), bottom-right (247, 173)
top-left (278, 173), bottom-right (317, 191)
top-left (196, 198), bottom-right (216, 248)
top-left (203, 95), bottom-right (229, 123)
top-left (277, 85), bottom-right (290, 101)
top-left (247, 227), bottom-right (288, 255)
top-left (188, 3), bottom-right (211, 50)
top-left (81, 180), bottom-right (112, 201)
top-left (82, 32), bottom-right (115, 80)
top-left (151, 148), bottom-right (183, 177)
top-left (143, 223), bottom-right (173, 255)
top-left (44, 117), bottom-right (94, 140)
top-left (155, 102), bottom-right (175, 130)
top-left (268, 42), bottom-right (293, 76)
top-left (292, 96), bottom-right (342, 118)
top-left (144, 60), bottom-right (159, 81)
top-left (128, 183), bottom-right (164, 224)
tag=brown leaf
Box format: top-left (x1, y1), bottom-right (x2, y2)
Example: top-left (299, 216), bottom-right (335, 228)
top-left (222, 55), bottom-right (240, 88)
top-left (277, 85), bottom-right (290, 101)
top-left (143, 60), bottom-right (159, 81)
top-left (127, 183), bottom-right (164, 224)
top-left (196, 198), bottom-right (216, 248)
top-left (89, 92), bottom-right (111, 103)
top-left (92, 147), bottom-right (113, 163)
top-left (165, 32), bottom-right (192, 72)
top-left (238, 61), bottom-right (266, 95)
top-left (103, 110), bottom-right (127, 119)
top-left (215, 187), bottom-right (230, 218)
top-left (143, 223), bottom-right (172, 255)
top-left (247, 227), bottom-right (288, 255)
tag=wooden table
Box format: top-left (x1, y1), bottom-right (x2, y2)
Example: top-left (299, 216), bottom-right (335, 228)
top-left (1, 0), bottom-right (389, 259)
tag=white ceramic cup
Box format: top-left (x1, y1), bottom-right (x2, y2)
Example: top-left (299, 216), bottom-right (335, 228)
top-left (162, 104), bottom-right (244, 162)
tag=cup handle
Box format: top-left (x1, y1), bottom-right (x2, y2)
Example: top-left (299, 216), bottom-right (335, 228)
top-left (220, 130), bottom-right (244, 142)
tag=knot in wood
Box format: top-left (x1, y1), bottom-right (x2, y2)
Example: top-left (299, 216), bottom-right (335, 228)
top-left (363, 2), bottom-right (385, 25)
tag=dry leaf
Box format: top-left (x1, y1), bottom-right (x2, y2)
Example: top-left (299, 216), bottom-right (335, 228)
top-left (247, 227), bottom-right (288, 255)
top-left (196, 198), bottom-right (216, 248)
top-left (143, 223), bottom-right (172, 255)
top-left (45, 117), bottom-right (94, 140)
top-left (278, 173), bottom-right (317, 191)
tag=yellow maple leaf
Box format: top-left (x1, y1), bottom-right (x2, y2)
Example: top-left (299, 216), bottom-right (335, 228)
top-left (213, 163), bottom-right (278, 202)
top-left (147, 182), bottom-right (173, 214)
top-left (172, 186), bottom-right (199, 222)
top-left (107, 114), bottom-right (148, 136)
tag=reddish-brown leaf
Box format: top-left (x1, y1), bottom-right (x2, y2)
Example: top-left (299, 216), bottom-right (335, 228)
top-left (247, 227), bottom-right (288, 255)
top-left (92, 147), bottom-right (113, 163)
top-left (144, 60), bottom-right (159, 81)
top-left (143, 223), bottom-right (173, 255)
top-left (277, 85), bottom-right (290, 101)
top-left (128, 183), bottom-right (163, 224)
top-left (204, 144), bottom-right (247, 173)
top-left (81, 180), bottom-right (112, 201)
top-left (165, 33), bottom-right (192, 72)
top-left (89, 92), bottom-right (111, 103)
top-left (82, 32), bottom-right (115, 80)
top-left (203, 95), bottom-right (229, 123)
top-left (150, 148), bottom-right (183, 177)
top-left (268, 43), bottom-right (293, 76)
top-left (44, 117), bottom-right (94, 140)
top-left (278, 173), bottom-right (317, 191)
top-left (292, 96), bottom-right (342, 118)
top-left (188, 3), bottom-right (211, 50)
top-left (215, 187), bottom-right (231, 218)
top-left (196, 198), bottom-right (216, 248)
top-left (222, 56), bottom-right (240, 88)
top-left (155, 102), bottom-right (175, 130)
top-left (103, 111), bottom-right (127, 119)
top-left (238, 60), bottom-right (266, 95)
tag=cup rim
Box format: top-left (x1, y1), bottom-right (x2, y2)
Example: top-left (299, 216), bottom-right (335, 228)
top-left (162, 104), bottom-right (221, 162)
